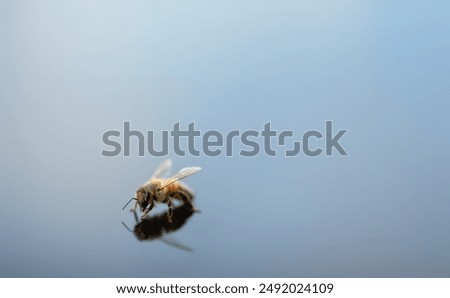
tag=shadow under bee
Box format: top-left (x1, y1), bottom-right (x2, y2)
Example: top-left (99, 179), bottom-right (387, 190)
top-left (121, 204), bottom-right (198, 251)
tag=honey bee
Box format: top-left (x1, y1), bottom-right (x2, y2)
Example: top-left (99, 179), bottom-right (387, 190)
top-left (122, 159), bottom-right (201, 222)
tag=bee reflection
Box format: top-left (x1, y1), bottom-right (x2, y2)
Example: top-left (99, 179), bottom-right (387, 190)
top-left (122, 204), bottom-right (198, 251)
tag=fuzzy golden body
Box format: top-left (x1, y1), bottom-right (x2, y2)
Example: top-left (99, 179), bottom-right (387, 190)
top-left (137, 179), bottom-right (194, 205)
top-left (125, 160), bottom-right (201, 222)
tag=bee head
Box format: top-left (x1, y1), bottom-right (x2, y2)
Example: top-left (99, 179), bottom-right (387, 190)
top-left (135, 188), bottom-right (147, 202)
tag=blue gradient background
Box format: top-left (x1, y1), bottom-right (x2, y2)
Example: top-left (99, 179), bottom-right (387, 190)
top-left (1, 1), bottom-right (449, 277)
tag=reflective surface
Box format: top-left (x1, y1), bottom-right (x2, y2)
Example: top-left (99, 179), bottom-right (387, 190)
top-left (1, 1), bottom-right (450, 277)
top-left (122, 205), bottom-right (198, 252)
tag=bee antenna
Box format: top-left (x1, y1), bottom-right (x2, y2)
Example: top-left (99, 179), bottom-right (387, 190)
top-left (122, 198), bottom-right (137, 210)
top-left (121, 221), bottom-right (133, 233)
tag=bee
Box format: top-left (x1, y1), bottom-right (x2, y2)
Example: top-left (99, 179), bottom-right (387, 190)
top-left (122, 159), bottom-right (201, 222)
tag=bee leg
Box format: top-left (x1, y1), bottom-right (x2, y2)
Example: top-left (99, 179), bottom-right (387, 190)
top-left (132, 209), bottom-right (139, 223)
top-left (140, 209), bottom-right (149, 219)
top-left (140, 201), bottom-right (154, 220)
top-left (130, 201), bottom-right (138, 212)
top-left (167, 199), bottom-right (173, 223)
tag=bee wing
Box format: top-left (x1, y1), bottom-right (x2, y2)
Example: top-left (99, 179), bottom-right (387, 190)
top-left (159, 235), bottom-right (193, 252)
top-left (151, 159), bottom-right (173, 179)
top-left (157, 166), bottom-right (201, 190)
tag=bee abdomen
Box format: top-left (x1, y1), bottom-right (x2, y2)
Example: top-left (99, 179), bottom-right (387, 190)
top-left (168, 184), bottom-right (194, 206)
